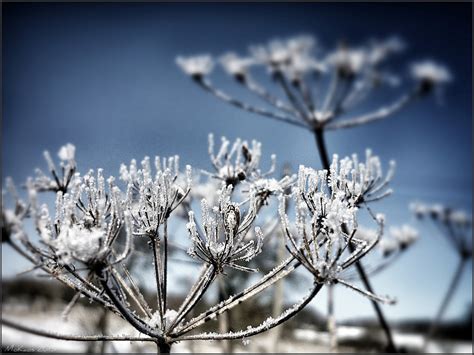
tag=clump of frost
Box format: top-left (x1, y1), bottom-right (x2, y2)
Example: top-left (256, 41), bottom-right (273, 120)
top-left (176, 55), bottom-right (214, 78)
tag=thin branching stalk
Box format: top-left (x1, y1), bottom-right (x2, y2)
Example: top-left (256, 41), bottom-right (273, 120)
top-left (423, 256), bottom-right (468, 350)
top-left (1, 318), bottom-right (156, 342)
top-left (174, 283), bottom-right (324, 342)
top-left (163, 220), bottom-right (169, 324)
top-left (151, 236), bottom-right (165, 327)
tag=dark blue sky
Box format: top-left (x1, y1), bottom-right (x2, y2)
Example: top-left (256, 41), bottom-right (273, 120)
top-left (2, 2), bottom-right (472, 321)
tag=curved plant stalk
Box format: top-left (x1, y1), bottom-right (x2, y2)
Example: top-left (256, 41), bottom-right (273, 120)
top-left (1, 318), bottom-right (156, 343)
top-left (174, 283), bottom-right (323, 342)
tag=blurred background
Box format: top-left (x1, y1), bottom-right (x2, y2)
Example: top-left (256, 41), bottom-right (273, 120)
top-left (2, 2), bottom-right (472, 353)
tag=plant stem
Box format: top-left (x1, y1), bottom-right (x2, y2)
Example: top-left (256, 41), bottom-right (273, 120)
top-left (151, 236), bottom-right (164, 326)
top-left (157, 341), bottom-right (171, 354)
top-left (327, 283), bottom-right (337, 352)
top-left (313, 128), bottom-right (398, 353)
top-left (163, 220), bottom-right (169, 324)
top-left (314, 128), bottom-right (331, 170)
top-left (1, 318), bottom-right (156, 342)
top-left (349, 248), bottom-right (397, 352)
top-left (423, 256), bottom-right (467, 351)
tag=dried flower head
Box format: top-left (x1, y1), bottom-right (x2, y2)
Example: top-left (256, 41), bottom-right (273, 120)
top-left (32, 143), bottom-right (77, 193)
top-left (389, 224), bottom-right (419, 250)
top-left (186, 186), bottom-right (263, 273)
top-left (219, 52), bottom-right (255, 81)
top-left (205, 134), bottom-right (276, 187)
top-left (1, 178), bottom-right (29, 243)
top-left (176, 55), bottom-right (214, 79)
top-left (411, 60), bottom-right (452, 94)
top-left (279, 165), bottom-right (393, 304)
top-left (36, 170), bottom-right (131, 267)
top-left (121, 155), bottom-right (192, 238)
top-left (329, 150), bottom-right (396, 205)
top-left (326, 46), bottom-right (367, 78)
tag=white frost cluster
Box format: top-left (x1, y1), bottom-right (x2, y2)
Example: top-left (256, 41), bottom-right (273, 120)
top-left (247, 175), bottom-right (295, 203)
top-left (250, 35), bottom-right (316, 70)
top-left (329, 150), bottom-right (395, 204)
top-left (1, 178), bottom-right (29, 242)
top-left (176, 55), bottom-right (214, 77)
top-left (186, 186), bottom-right (263, 273)
top-left (389, 224), bottom-right (419, 250)
top-left (356, 223), bottom-right (418, 258)
top-left (219, 52), bottom-right (255, 78)
top-left (326, 47), bottom-right (367, 77)
top-left (411, 61), bottom-right (452, 85)
top-left (205, 134), bottom-right (276, 186)
top-left (411, 201), bottom-right (471, 227)
top-left (121, 155), bottom-right (192, 238)
top-left (36, 169), bottom-right (130, 265)
top-left (32, 143), bottom-right (77, 192)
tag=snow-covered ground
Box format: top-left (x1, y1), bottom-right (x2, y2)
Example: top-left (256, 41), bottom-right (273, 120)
top-left (2, 303), bottom-right (472, 353)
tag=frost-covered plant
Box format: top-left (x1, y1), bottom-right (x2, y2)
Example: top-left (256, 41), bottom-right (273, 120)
top-left (279, 165), bottom-right (394, 304)
top-left (204, 133), bottom-right (276, 187)
top-left (2, 139), bottom-right (396, 353)
top-left (186, 186), bottom-right (263, 273)
top-left (33, 169), bottom-right (132, 267)
top-left (1, 178), bottom-right (29, 243)
top-left (177, 33), bottom-right (450, 352)
top-left (32, 143), bottom-right (77, 193)
top-left (177, 34), bottom-right (450, 133)
top-left (411, 202), bottom-right (472, 349)
top-left (347, 223), bottom-right (419, 277)
top-left (411, 202), bottom-right (471, 257)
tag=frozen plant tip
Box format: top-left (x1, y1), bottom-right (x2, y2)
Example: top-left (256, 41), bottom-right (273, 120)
top-left (1, 178), bottom-right (29, 243)
top-left (205, 134), bottom-right (276, 187)
top-left (176, 55), bottom-right (214, 79)
top-left (329, 150), bottom-right (396, 205)
top-left (122, 155), bottom-right (192, 238)
top-left (410, 60), bottom-right (452, 95)
top-left (186, 186), bottom-right (263, 273)
top-left (32, 143), bottom-right (77, 193)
